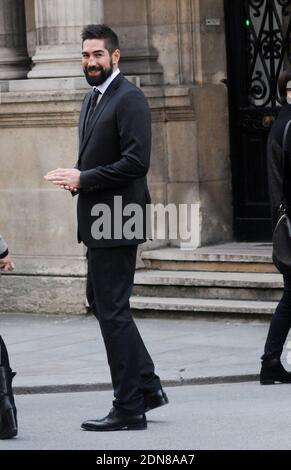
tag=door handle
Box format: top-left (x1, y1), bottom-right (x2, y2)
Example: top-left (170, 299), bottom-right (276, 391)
top-left (262, 115), bottom-right (275, 127)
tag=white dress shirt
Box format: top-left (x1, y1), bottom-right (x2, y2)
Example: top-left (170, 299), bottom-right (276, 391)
top-left (93, 68), bottom-right (120, 104)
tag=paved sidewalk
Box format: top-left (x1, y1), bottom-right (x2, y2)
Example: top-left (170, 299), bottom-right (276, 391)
top-left (1, 312), bottom-right (288, 393)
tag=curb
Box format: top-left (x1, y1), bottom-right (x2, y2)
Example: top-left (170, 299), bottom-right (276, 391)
top-left (14, 374), bottom-right (259, 395)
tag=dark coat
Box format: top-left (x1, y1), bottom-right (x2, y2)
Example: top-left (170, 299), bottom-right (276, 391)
top-left (0, 233), bottom-right (8, 258)
top-left (267, 104), bottom-right (291, 229)
top-left (76, 73), bottom-right (151, 247)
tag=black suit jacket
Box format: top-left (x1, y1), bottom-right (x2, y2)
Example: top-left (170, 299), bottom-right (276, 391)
top-left (76, 73), bottom-right (152, 247)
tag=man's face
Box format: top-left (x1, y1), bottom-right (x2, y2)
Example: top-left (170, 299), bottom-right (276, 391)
top-left (82, 39), bottom-right (120, 87)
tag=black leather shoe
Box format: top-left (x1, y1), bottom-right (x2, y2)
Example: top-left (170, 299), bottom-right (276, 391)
top-left (144, 389), bottom-right (169, 412)
top-left (81, 408), bottom-right (147, 432)
top-left (260, 358), bottom-right (291, 385)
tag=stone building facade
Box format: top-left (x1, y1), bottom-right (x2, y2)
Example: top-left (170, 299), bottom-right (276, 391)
top-left (0, 0), bottom-right (232, 312)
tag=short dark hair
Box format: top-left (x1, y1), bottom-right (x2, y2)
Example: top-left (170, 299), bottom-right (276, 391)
top-left (81, 24), bottom-right (119, 54)
top-left (278, 69), bottom-right (291, 103)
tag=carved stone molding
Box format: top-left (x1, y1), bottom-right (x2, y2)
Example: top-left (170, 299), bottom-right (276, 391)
top-left (0, 85), bottom-right (196, 127)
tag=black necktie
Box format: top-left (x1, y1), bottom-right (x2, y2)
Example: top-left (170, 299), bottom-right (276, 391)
top-left (85, 89), bottom-right (101, 132)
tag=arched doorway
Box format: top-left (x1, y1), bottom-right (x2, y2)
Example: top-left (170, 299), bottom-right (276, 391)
top-left (224, 0), bottom-right (291, 240)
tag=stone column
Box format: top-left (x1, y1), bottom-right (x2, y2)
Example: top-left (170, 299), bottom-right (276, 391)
top-left (28, 0), bottom-right (103, 78)
top-left (104, 0), bottom-right (163, 85)
top-left (0, 0), bottom-right (30, 80)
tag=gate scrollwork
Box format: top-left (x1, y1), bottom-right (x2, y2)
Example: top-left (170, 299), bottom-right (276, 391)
top-left (244, 0), bottom-right (291, 107)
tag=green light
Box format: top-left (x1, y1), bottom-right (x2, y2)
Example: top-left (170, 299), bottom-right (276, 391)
top-left (246, 19), bottom-right (251, 27)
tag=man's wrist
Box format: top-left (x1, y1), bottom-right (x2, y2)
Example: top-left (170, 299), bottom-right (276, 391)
top-left (79, 169), bottom-right (99, 189)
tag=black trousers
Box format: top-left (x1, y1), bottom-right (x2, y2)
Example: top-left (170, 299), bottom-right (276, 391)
top-left (86, 244), bottom-right (161, 414)
top-left (262, 275), bottom-right (291, 362)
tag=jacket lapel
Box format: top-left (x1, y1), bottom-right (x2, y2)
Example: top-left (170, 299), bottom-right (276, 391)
top-left (78, 74), bottom-right (124, 160)
top-left (79, 93), bottom-right (91, 146)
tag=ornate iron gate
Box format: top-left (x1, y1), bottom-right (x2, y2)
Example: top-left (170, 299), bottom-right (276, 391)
top-left (225, 0), bottom-right (291, 240)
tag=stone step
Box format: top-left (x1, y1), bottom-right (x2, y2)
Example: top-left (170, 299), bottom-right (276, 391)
top-left (130, 296), bottom-right (277, 317)
top-left (142, 244), bottom-right (276, 273)
top-left (133, 270), bottom-right (283, 301)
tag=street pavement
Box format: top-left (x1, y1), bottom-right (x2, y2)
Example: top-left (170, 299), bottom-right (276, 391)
top-left (1, 383), bottom-right (291, 450)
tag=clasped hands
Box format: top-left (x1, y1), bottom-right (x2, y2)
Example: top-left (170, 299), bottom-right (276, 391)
top-left (0, 254), bottom-right (15, 272)
top-left (44, 168), bottom-right (80, 193)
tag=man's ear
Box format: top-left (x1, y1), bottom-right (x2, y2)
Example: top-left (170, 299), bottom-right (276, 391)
top-left (112, 49), bottom-right (121, 65)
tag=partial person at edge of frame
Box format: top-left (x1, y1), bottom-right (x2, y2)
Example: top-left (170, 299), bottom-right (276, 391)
top-left (260, 70), bottom-right (291, 385)
top-left (0, 233), bottom-right (18, 439)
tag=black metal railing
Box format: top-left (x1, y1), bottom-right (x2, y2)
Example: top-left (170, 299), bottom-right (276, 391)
top-left (243, 0), bottom-right (291, 107)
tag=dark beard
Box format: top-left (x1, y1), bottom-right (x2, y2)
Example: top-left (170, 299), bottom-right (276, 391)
top-left (83, 61), bottom-right (114, 87)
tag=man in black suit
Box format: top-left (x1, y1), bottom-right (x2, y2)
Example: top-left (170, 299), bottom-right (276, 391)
top-left (45, 24), bottom-right (168, 431)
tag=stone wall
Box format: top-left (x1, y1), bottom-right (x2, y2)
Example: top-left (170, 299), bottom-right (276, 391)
top-left (0, 0), bottom-right (232, 313)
